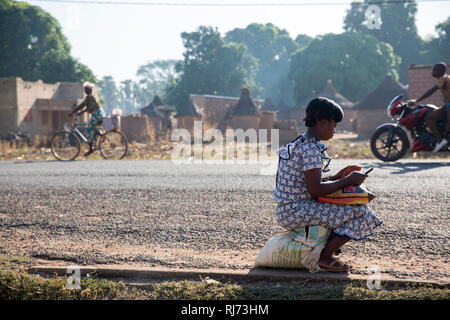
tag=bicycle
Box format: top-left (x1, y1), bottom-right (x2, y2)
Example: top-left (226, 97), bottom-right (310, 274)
top-left (50, 113), bottom-right (128, 161)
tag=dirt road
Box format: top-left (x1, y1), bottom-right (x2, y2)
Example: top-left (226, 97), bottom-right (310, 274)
top-left (0, 159), bottom-right (449, 283)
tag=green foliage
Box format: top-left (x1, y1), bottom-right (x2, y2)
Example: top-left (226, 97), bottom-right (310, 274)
top-left (119, 79), bottom-right (136, 114)
top-left (289, 32), bottom-right (401, 104)
top-left (136, 59), bottom-right (178, 106)
top-left (225, 23), bottom-right (299, 105)
top-left (39, 49), bottom-right (96, 84)
top-left (99, 76), bottom-right (120, 114)
top-left (164, 26), bottom-right (259, 111)
top-left (343, 0), bottom-right (421, 82)
top-left (295, 34), bottom-right (313, 50)
top-left (99, 60), bottom-right (178, 115)
top-left (421, 18), bottom-right (450, 63)
top-left (137, 60), bottom-right (178, 85)
top-left (0, 0), bottom-right (95, 83)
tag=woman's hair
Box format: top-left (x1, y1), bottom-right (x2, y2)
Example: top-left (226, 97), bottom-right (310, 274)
top-left (303, 97), bottom-right (344, 127)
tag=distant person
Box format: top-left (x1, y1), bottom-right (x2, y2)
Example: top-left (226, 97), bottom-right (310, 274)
top-left (409, 62), bottom-right (450, 152)
top-left (273, 97), bottom-right (382, 272)
top-left (69, 82), bottom-right (106, 156)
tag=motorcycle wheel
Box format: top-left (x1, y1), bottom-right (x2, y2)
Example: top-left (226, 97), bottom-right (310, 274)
top-left (370, 126), bottom-right (409, 162)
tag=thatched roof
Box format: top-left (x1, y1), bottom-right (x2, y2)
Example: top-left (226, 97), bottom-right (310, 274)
top-left (296, 90), bottom-right (317, 109)
top-left (276, 99), bottom-right (291, 112)
top-left (150, 95), bottom-right (165, 108)
top-left (260, 97), bottom-right (292, 112)
top-left (228, 86), bottom-right (260, 117)
top-left (140, 104), bottom-right (162, 118)
top-left (354, 75), bottom-right (408, 110)
top-left (317, 79), bottom-right (354, 109)
top-left (293, 80), bottom-right (353, 111)
top-left (261, 97), bottom-right (277, 111)
top-left (176, 99), bottom-right (200, 117)
top-left (140, 95), bottom-right (167, 118)
top-left (158, 105), bottom-right (175, 113)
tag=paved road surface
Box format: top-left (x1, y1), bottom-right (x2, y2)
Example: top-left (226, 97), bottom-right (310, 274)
top-left (0, 159), bottom-right (449, 283)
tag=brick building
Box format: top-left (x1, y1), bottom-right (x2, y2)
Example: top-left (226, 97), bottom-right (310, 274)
top-left (174, 98), bottom-right (202, 136)
top-left (0, 77), bottom-right (94, 137)
top-left (139, 95), bottom-right (164, 133)
top-left (260, 97), bottom-right (276, 111)
top-left (275, 80), bottom-right (356, 133)
top-left (221, 86), bottom-right (261, 132)
top-left (408, 64), bottom-right (449, 106)
top-left (189, 86), bottom-right (298, 145)
top-left (354, 74), bottom-right (408, 137)
top-left (120, 113), bottom-right (155, 143)
top-left (190, 93), bottom-right (264, 127)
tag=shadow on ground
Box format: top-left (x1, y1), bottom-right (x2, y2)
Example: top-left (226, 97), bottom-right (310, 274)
top-left (360, 161), bottom-right (448, 175)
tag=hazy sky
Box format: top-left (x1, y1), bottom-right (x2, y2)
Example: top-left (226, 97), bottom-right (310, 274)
top-left (26, 0), bottom-right (450, 83)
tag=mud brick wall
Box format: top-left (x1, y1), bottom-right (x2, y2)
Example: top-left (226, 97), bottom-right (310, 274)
top-left (408, 64), bottom-right (448, 106)
top-left (121, 114), bottom-right (157, 142)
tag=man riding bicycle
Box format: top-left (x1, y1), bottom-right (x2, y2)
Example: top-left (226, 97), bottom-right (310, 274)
top-left (409, 62), bottom-right (450, 153)
top-left (68, 82), bottom-right (106, 156)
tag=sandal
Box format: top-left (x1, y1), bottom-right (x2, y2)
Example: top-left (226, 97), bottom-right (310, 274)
top-left (333, 248), bottom-right (342, 256)
top-left (318, 259), bottom-right (352, 272)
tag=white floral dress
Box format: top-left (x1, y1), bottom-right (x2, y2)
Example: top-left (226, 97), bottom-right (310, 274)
top-left (273, 134), bottom-right (382, 240)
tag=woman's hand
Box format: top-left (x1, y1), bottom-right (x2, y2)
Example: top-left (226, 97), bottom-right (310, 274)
top-left (305, 167), bottom-right (368, 198)
top-left (345, 171), bottom-right (367, 186)
top-left (332, 167), bottom-right (348, 180)
top-left (329, 168), bottom-right (348, 181)
top-left (332, 165), bottom-right (362, 180)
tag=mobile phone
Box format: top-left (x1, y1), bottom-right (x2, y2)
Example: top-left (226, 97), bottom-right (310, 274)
top-left (363, 167), bottom-right (373, 175)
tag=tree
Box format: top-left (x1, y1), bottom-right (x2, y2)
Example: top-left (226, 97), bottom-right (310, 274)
top-left (137, 60), bottom-right (178, 85)
top-left (99, 76), bottom-right (120, 114)
top-left (119, 79), bottom-right (136, 115)
top-left (225, 23), bottom-right (299, 104)
top-left (295, 34), bottom-right (313, 50)
top-left (421, 18), bottom-right (450, 64)
top-left (136, 59), bottom-right (178, 106)
top-left (0, 0), bottom-right (95, 83)
top-left (289, 32), bottom-right (401, 103)
top-left (343, 0), bottom-right (421, 83)
top-left (98, 60), bottom-right (178, 115)
top-left (164, 26), bottom-right (259, 110)
top-left (39, 49), bottom-right (96, 84)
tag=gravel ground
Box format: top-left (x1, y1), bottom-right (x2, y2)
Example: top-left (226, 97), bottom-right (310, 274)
top-left (0, 159), bottom-right (449, 283)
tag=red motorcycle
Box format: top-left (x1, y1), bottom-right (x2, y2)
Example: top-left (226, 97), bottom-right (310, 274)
top-left (370, 95), bottom-right (449, 162)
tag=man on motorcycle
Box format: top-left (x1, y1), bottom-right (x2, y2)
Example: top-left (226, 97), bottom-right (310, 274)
top-left (409, 62), bottom-right (450, 152)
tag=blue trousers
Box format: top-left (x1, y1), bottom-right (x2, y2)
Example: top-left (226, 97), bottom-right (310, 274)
top-left (86, 108), bottom-right (106, 143)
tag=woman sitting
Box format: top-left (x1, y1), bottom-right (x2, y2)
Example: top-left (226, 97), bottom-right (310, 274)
top-left (273, 97), bottom-right (382, 272)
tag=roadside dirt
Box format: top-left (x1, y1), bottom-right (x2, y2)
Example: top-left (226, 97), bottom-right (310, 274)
top-left (1, 156), bottom-right (448, 286)
top-left (2, 228), bottom-right (448, 285)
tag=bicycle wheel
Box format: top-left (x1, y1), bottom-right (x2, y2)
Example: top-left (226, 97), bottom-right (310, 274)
top-left (99, 130), bottom-right (128, 160)
top-left (51, 131), bottom-right (81, 161)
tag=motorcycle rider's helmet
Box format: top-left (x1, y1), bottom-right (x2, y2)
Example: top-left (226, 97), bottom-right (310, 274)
top-left (387, 95), bottom-right (404, 118)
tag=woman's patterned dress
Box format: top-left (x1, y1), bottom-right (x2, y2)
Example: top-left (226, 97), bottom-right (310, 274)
top-left (273, 134), bottom-right (382, 240)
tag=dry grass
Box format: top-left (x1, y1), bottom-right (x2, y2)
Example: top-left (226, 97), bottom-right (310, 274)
top-left (1, 254), bottom-right (448, 300)
top-left (1, 132), bottom-right (448, 161)
top-left (327, 134), bottom-right (449, 160)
